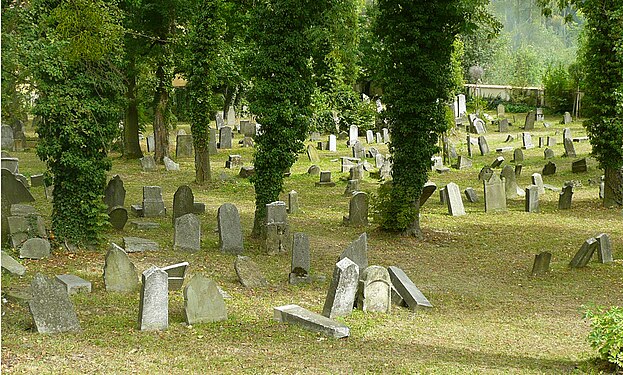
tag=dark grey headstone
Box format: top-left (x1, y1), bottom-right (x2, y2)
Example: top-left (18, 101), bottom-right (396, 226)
top-left (274, 304), bottom-right (349, 338)
top-left (184, 274), bottom-right (227, 324)
top-left (419, 181), bottom-right (437, 207)
top-left (1, 125), bottom-right (15, 151)
top-left (558, 183), bottom-right (573, 210)
top-left (572, 158), bottom-right (587, 173)
top-left (225, 154), bottom-right (242, 169)
top-left (490, 156), bottom-right (504, 168)
top-left (525, 185), bottom-right (539, 213)
top-left (138, 266), bottom-right (168, 331)
top-left (104, 175), bottom-right (125, 210)
top-left (315, 171), bottom-right (335, 187)
top-left (239, 166), bottom-right (255, 178)
top-left (596, 233), bottom-right (613, 264)
top-left (464, 187), bottom-right (478, 203)
top-left (19, 238), bottom-right (51, 259)
top-left (339, 233), bottom-right (368, 273)
top-left (1, 157), bottom-right (19, 174)
top-left (289, 232), bottom-right (311, 284)
top-left (542, 162), bottom-right (557, 176)
top-left (524, 111), bottom-right (535, 130)
top-left (1, 168), bottom-right (35, 205)
top-left (343, 192), bottom-right (368, 226)
top-left (569, 238), bottom-right (598, 268)
top-left (108, 206), bottom-right (128, 230)
top-left (387, 266), bottom-right (432, 310)
top-left (172, 185), bottom-right (194, 225)
top-left (266, 200), bottom-right (287, 224)
top-left (322, 257), bottom-right (359, 318)
top-left (103, 243), bottom-right (139, 292)
top-left (307, 165), bottom-right (320, 176)
top-left (531, 252), bottom-right (552, 276)
top-left (174, 213), bottom-right (201, 252)
top-left (30, 174), bottom-right (44, 187)
top-left (218, 126), bottom-right (232, 149)
top-left (478, 166), bottom-right (494, 182)
top-left (176, 134), bottom-right (194, 158)
top-left (29, 274), bottom-right (81, 333)
top-left (563, 137), bottom-right (576, 157)
top-left (235, 255), bottom-right (268, 288)
top-left (498, 118), bottom-right (509, 132)
top-left (218, 203), bottom-right (243, 254)
top-left (513, 148), bottom-right (524, 163)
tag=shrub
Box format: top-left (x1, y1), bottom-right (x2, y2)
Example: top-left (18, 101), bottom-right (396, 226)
top-left (543, 63), bottom-right (573, 114)
top-left (584, 306), bottom-right (623, 370)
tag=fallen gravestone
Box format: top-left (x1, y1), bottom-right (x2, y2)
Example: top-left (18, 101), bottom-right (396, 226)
top-left (162, 262), bottom-right (189, 291)
top-left (218, 203), bottom-right (243, 254)
top-left (289, 233), bottom-right (311, 284)
top-left (19, 238), bottom-right (51, 259)
top-left (419, 181), bottom-right (437, 206)
top-left (531, 252), bottom-right (552, 276)
top-left (103, 243), bottom-right (139, 292)
top-left (235, 255), bottom-right (268, 288)
top-left (29, 273), bottom-right (81, 333)
top-left (491, 156), bottom-right (504, 168)
top-left (274, 304), bottom-right (349, 338)
top-left (184, 274), bottom-right (227, 324)
top-left (322, 257), bottom-right (359, 319)
top-left (138, 266), bottom-right (169, 331)
top-left (1, 250), bottom-right (26, 275)
top-left (387, 266), bottom-right (432, 310)
top-left (123, 237), bottom-right (159, 253)
top-left (55, 274), bottom-right (91, 295)
top-left (356, 266), bottom-right (391, 313)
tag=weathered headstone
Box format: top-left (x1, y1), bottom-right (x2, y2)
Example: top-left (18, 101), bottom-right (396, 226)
top-left (30, 174), bottom-right (44, 187)
top-left (235, 255), bottom-right (268, 288)
top-left (387, 266), bottom-right (432, 310)
top-left (208, 127), bottom-right (217, 155)
top-left (172, 185), bottom-right (194, 225)
top-left (174, 213), bottom-right (201, 252)
top-left (339, 233), bottom-right (368, 273)
top-left (352, 141), bottom-right (365, 159)
top-left (382, 128), bottom-right (390, 143)
top-left (108, 206), bottom-right (128, 230)
top-left (343, 179), bottom-right (360, 197)
top-left (163, 156), bottom-right (180, 171)
top-left (419, 181), bottom-right (437, 207)
top-left (478, 136), bottom-right (489, 156)
top-left (315, 171), bottom-right (335, 187)
top-left (457, 94), bottom-right (466, 116)
top-left (544, 148), bottom-right (555, 159)
top-left (322, 257), bottom-right (359, 319)
top-left (1, 157), bottom-right (19, 174)
top-left (563, 137), bottom-right (576, 157)
top-left (572, 158), bottom-right (587, 173)
top-left (103, 243), bottom-right (139, 292)
top-left (522, 132), bottom-right (534, 149)
top-left (464, 187), bottom-right (478, 203)
top-left (467, 135), bottom-right (473, 157)
top-left (287, 190), bottom-right (299, 214)
top-left (524, 111), bottom-right (535, 130)
top-left (142, 186), bottom-right (166, 217)
top-left (445, 182), bottom-right (466, 216)
top-left (138, 266), bottom-right (169, 331)
top-left (274, 304), bottom-right (349, 338)
top-left (184, 274), bottom-right (227, 324)
top-left (1, 168), bottom-right (35, 205)
top-left (365, 130), bottom-right (374, 144)
top-left (140, 155), bottom-right (157, 172)
top-left (340, 156), bottom-right (360, 173)
top-left (307, 145), bottom-right (320, 163)
top-left (1, 250), bottom-right (26, 275)
top-left (1, 125), bottom-right (15, 151)
top-left (357, 266), bottom-right (391, 313)
top-left (307, 165), bottom-right (320, 176)
top-left (491, 156), bottom-right (504, 168)
top-left (569, 238), bottom-right (598, 268)
top-left (497, 104), bottom-right (505, 117)
top-left (439, 186), bottom-right (448, 205)
top-left (563, 111), bottom-right (572, 124)
top-left (343, 192), bottom-right (368, 226)
top-left (218, 126), bottom-right (232, 149)
top-left (531, 173), bottom-right (545, 195)
top-left (226, 107), bottom-right (236, 126)
top-left (558, 183), bottom-right (573, 210)
top-left (349, 163), bottom-right (364, 181)
top-left (217, 203), bottom-right (243, 254)
top-left (484, 174), bottom-right (507, 213)
top-left (596, 233), bottom-right (613, 264)
top-left (456, 155), bottom-right (472, 170)
top-left (348, 125), bottom-right (359, 146)
top-left (176, 134), bottom-right (194, 158)
top-left (513, 148), bottom-right (524, 163)
top-left (146, 134), bottom-right (155, 152)
top-left (215, 113), bottom-right (225, 129)
top-left (289, 232), bottom-right (311, 284)
top-left (55, 274), bottom-right (91, 295)
top-left (19, 238), bottom-right (51, 259)
top-left (104, 175), bottom-right (125, 210)
top-left (542, 161), bottom-right (556, 176)
top-left (525, 185), bottom-right (539, 213)
top-left (376, 132), bottom-right (382, 144)
top-left (531, 252), bottom-right (552, 276)
top-left (498, 118), bottom-right (509, 132)
top-left (536, 107), bottom-right (544, 121)
top-left (123, 236), bottom-right (159, 252)
top-left (29, 274), bottom-right (81, 333)
top-left (563, 127), bottom-right (572, 140)
top-left (501, 165), bottom-right (525, 198)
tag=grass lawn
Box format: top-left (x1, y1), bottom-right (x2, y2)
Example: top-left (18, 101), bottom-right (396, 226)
top-left (2, 113), bottom-right (622, 374)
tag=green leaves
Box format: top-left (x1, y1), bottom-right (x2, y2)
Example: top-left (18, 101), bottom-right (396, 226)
top-left (584, 306), bottom-right (623, 369)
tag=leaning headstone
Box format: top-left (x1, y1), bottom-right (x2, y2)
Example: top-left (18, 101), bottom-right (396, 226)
top-left (163, 156), bottom-right (180, 171)
top-left (544, 148), bottom-right (555, 159)
top-left (217, 203), bottom-right (243, 254)
top-left (542, 161), bottom-right (557, 176)
top-left (382, 128), bottom-right (390, 143)
top-left (289, 233), bottom-right (311, 284)
top-left (464, 187), bottom-right (478, 203)
top-left (348, 125), bottom-right (359, 146)
top-left (1, 250), bottom-right (26, 275)
top-left (322, 257), bottom-right (359, 318)
top-left (439, 187), bottom-right (448, 205)
top-left (176, 134), bottom-right (194, 158)
top-left (218, 126), bottom-right (233, 149)
top-left (174, 213), bottom-right (201, 252)
top-left (387, 266), bottom-right (432, 310)
top-left (531, 173), bottom-right (545, 195)
top-left (274, 304), bottom-right (349, 338)
top-left (287, 190), bottom-right (299, 214)
top-left (140, 155), bottom-right (157, 172)
top-left (123, 236), bottom-right (159, 252)
top-left (29, 274), bottom-right (81, 333)
top-left (419, 181), bottom-right (437, 207)
top-left (505, 134), bottom-right (515, 142)
top-left (357, 266), bottom-right (391, 313)
top-left (563, 127), bottom-right (572, 140)
top-left (522, 132), bottom-right (534, 149)
top-left (142, 186), bottom-right (166, 217)
top-left (531, 252), bottom-right (552, 276)
top-left (1, 168), bottom-right (35, 205)
top-left (19, 238), bottom-right (51, 259)
top-left (339, 233), bottom-right (368, 272)
top-left (162, 262), bottom-right (189, 291)
top-left (104, 175), bottom-right (126, 210)
top-left (563, 111), bottom-right (572, 124)
top-left (563, 137), bottom-right (576, 157)
top-left (596, 233), bottom-right (613, 264)
top-left (138, 266), bottom-right (169, 331)
top-left (343, 192), bottom-right (368, 226)
top-left (235, 255), bottom-right (268, 288)
top-left (572, 158), bottom-right (587, 173)
top-left (525, 185), bottom-right (539, 213)
top-left (491, 156), bottom-right (504, 168)
top-left (478, 136), bottom-right (489, 156)
top-left (344, 179), bottom-right (360, 197)
top-left (184, 274), bottom-right (227, 324)
top-left (513, 148), bottom-right (524, 163)
top-left (1, 125), bottom-right (15, 151)
top-left (307, 145), bottom-right (320, 163)
top-left (172, 185), bottom-right (194, 225)
top-left (524, 111), bottom-right (535, 130)
top-left (445, 183), bottom-right (466, 216)
top-left (55, 274), bottom-right (91, 295)
top-left (558, 183), bottom-right (573, 210)
top-left (472, 118), bottom-right (486, 134)
top-left (456, 155), bottom-right (472, 170)
top-left (103, 243), bottom-right (139, 292)
top-left (501, 165), bottom-right (525, 198)
top-left (484, 174), bottom-right (507, 213)
top-left (108, 206), bottom-right (128, 230)
top-left (569, 238), bottom-right (598, 268)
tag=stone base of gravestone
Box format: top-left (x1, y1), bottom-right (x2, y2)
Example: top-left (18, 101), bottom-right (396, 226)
top-left (55, 274), bottom-right (92, 295)
top-left (274, 304), bottom-right (350, 339)
top-left (530, 252), bottom-right (552, 276)
top-left (29, 274), bottom-right (81, 333)
top-left (235, 256), bottom-right (268, 288)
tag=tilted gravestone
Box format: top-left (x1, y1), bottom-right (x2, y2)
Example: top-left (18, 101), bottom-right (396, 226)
top-left (19, 238), bottom-right (51, 259)
top-left (29, 273), bottom-right (81, 333)
top-left (563, 137), bottom-right (576, 157)
top-left (501, 165), bottom-right (524, 198)
top-left (596, 233), bottom-right (613, 264)
top-left (184, 274), bottom-right (227, 324)
top-left (524, 111), bottom-right (535, 130)
top-left (339, 233), bottom-right (368, 273)
top-left (491, 156), bottom-right (504, 168)
top-left (464, 187), bottom-right (478, 203)
top-left (123, 236), bottom-right (159, 252)
top-left (356, 266), bottom-right (391, 313)
top-left (176, 134), bottom-right (194, 158)
top-left (138, 266), bottom-right (169, 331)
top-left (142, 186), bottom-right (166, 217)
top-left (478, 136), bottom-right (489, 156)
top-left (172, 185), bottom-right (194, 225)
top-left (456, 155), bottom-right (472, 170)
top-left (569, 238), bottom-right (598, 268)
top-left (163, 156), bottom-right (180, 171)
top-left (445, 182), bottom-right (466, 216)
top-left (307, 145), bottom-right (320, 163)
top-left (531, 252), bottom-right (552, 276)
top-left (419, 181), bottom-right (437, 207)
top-left (235, 255), bottom-right (268, 288)
top-left (322, 257), bottom-right (359, 319)
top-left (174, 213), bottom-right (201, 252)
top-left (289, 233), bottom-right (311, 284)
top-left (103, 243), bottom-right (139, 292)
top-left (525, 185), bottom-right (539, 213)
top-left (352, 142), bottom-right (365, 159)
top-left (542, 161), bottom-right (556, 176)
top-left (104, 176), bottom-right (126, 211)
top-left (274, 304), bottom-right (350, 339)
top-left (572, 158), bottom-right (587, 173)
top-left (558, 183), bottom-right (573, 210)
top-left (531, 173), bottom-right (545, 195)
top-left (521, 132), bottom-right (534, 149)
top-left (387, 266), bottom-right (433, 310)
top-left (217, 203), bottom-right (244, 254)
top-left (343, 192), bottom-right (368, 226)
top-left (544, 148), bottom-right (555, 159)
top-left (1, 250), bottom-right (26, 275)
top-left (218, 126), bottom-right (233, 149)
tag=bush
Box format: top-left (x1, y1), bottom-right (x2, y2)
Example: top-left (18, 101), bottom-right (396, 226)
top-left (584, 306), bottom-right (623, 370)
top-left (543, 63), bottom-right (574, 114)
top-left (370, 181), bottom-right (418, 232)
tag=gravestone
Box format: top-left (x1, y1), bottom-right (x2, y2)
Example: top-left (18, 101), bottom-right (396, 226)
top-left (501, 165), bottom-right (524, 198)
top-left (464, 187), bottom-right (478, 203)
top-left (339, 233), bottom-right (368, 272)
top-left (356, 266), bottom-right (391, 313)
top-left (531, 173), bottom-right (545, 195)
top-left (445, 183), bottom-right (466, 216)
top-left (547, 136), bottom-right (557, 147)
top-left (478, 166), bottom-right (494, 182)
top-left (419, 181), bottom-right (437, 206)
top-left (104, 175), bottom-right (125, 210)
top-left (1, 250), bottom-right (26, 275)
top-left (467, 135), bottom-right (473, 157)
top-left (146, 134), bottom-right (155, 152)
top-left (322, 257), bottom-right (359, 319)
top-left (208, 128), bottom-right (217, 155)
top-left (366, 130), bottom-right (374, 144)
top-left (274, 304), bottom-right (350, 339)
top-left (524, 111), bottom-right (535, 130)
top-left (55, 274), bottom-right (91, 295)
top-left (558, 183), bottom-right (573, 210)
top-left (1, 125), bottom-right (15, 151)
top-left (473, 118), bottom-right (486, 134)
top-left (287, 190), bottom-right (299, 214)
top-left (525, 185), bottom-right (539, 213)
top-left (522, 132), bottom-right (534, 149)
top-left (315, 171), bottom-right (335, 187)
top-left (218, 126), bottom-right (232, 149)
top-left (513, 148), bottom-right (524, 163)
top-left (340, 157), bottom-right (360, 172)
top-left (265, 202), bottom-right (290, 255)
top-left (307, 145), bottom-right (320, 163)
top-left (536, 107), bottom-right (544, 121)
top-left (266, 201), bottom-right (287, 224)
top-left (352, 142), bottom-right (365, 159)
top-left (542, 161), bottom-right (556, 176)
top-left (226, 107), bottom-right (236, 126)
top-left (531, 252), bottom-right (552, 276)
top-left (563, 137), bottom-right (576, 157)
top-left (235, 255), bottom-right (268, 288)
top-left (348, 125), bottom-right (359, 146)
top-left (19, 238), bottom-right (51, 259)
top-left (538, 136), bottom-right (545, 148)
top-left (563, 111), bottom-right (572, 124)
top-left (172, 185), bottom-right (194, 225)
top-left (140, 155), bottom-right (157, 172)
top-left (138, 266), bottom-right (169, 331)
top-left (457, 94), bottom-right (467, 116)
top-left (1, 168), bottom-right (35, 205)
top-left (491, 156), bottom-right (504, 168)
top-left (123, 236), bottom-right (159, 252)
top-left (382, 128), bottom-right (390, 143)
top-left (328, 135), bottom-right (337, 152)
top-left (569, 238), bottom-right (598, 268)
top-left (498, 118), bottom-right (509, 132)
top-left (596, 233), bottom-right (613, 264)
top-left (162, 262), bottom-right (188, 291)
top-left (572, 158), bottom-right (587, 173)
top-left (456, 156), bottom-right (472, 170)
top-left (239, 166), bottom-right (255, 178)
top-left (478, 136), bottom-right (489, 156)
top-left (184, 274), bottom-right (227, 324)
top-left (387, 266), bottom-right (433, 310)
top-left (343, 192), bottom-right (368, 226)
top-left (216, 113), bottom-right (225, 129)
top-left (1, 157), bottom-right (18, 174)
top-left (29, 274), bottom-right (81, 333)
top-left (174, 213), bottom-right (201, 252)
top-left (349, 163), bottom-right (364, 180)
top-left (515, 164), bottom-right (523, 177)
top-left (176, 134), bottom-right (194, 158)
top-left (563, 127), bottom-right (572, 140)
top-left (484, 174), bottom-right (507, 213)
top-left (497, 104), bottom-right (505, 117)
top-left (289, 232), bottom-right (311, 284)
top-left (8, 214), bottom-right (46, 248)
top-left (544, 148), bottom-right (555, 159)
top-left (375, 154), bottom-right (385, 168)
top-left (375, 132), bottom-right (382, 144)
top-left (30, 174), bottom-right (44, 187)
top-left (240, 120), bottom-right (256, 137)
top-left (217, 203), bottom-right (243, 254)
top-left (108, 206), bottom-right (128, 230)
top-left (344, 179), bottom-right (360, 197)
top-left (103, 243), bottom-right (139, 292)
top-left (505, 134), bottom-right (515, 142)
top-left (142, 186), bottom-right (166, 217)
top-left (307, 165), bottom-right (320, 176)
top-left (163, 157), bottom-right (180, 171)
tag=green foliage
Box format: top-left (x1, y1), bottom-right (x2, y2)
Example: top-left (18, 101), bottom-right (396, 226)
top-left (584, 306), bottom-right (623, 369)
top-left (30, 0), bottom-right (124, 245)
top-left (542, 63), bottom-right (573, 113)
top-left (370, 181), bottom-right (419, 232)
top-left (450, 38), bottom-right (466, 96)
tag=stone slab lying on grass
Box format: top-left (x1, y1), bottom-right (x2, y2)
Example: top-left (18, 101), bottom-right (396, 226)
top-left (1, 250), bottom-right (26, 275)
top-left (123, 237), bottom-right (159, 253)
top-left (274, 304), bottom-right (350, 339)
top-left (130, 221), bottom-right (160, 230)
top-left (29, 273), bottom-right (81, 334)
top-left (55, 274), bottom-right (92, 295)
top-left (388, 266), bottom-right (433, 310)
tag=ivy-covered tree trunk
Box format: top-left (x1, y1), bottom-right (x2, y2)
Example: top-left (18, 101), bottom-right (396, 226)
top-left (124, 59), bottom-right (143, 159)
top-left (153, 64), bottom-right (170, 163)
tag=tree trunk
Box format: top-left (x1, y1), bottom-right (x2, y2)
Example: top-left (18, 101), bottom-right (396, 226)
top-left (403, 197), bottom-right (423, 239)
top-left (222, 85), bottom-right (236, 119)
top-left (124, 62), bottom-right (143, 159)
top-left (251, 203), bottom-right (267, 238)
top-left (153, 65), bottom-right (170, 164)
top-left (194, 126), bottom-right (211, 183)
top-left (603, 166), bottom-right (623, 208)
